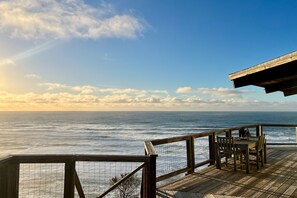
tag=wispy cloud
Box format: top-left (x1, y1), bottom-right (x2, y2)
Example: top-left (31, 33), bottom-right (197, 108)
top-left (12, 41), bottom-right (57, 60)
top-left (196, 88), bottom-right (246, 98)
top-left (39, 83), bottom-right (69, 90)
top-left (0, 59), bottom-right (16, 67)
top-left (24, 73), bottom-right (41, 79)
top-left (0, 40), bottom-right (58, 67)
top-left (176, 86), bottom-right (247, 99)
top-left (0, 0), bottom-right (145, 40)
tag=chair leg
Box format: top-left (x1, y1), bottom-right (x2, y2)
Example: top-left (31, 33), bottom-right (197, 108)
top-left (217, 152), bottom-right (222, 169)
top-left (256, 152), bottom-right (259, 170)
top-left (261, 150), bottom-right (264, 167)
top-left (225, 156), bottom-right (228, 167)
top-left (240, 154), bottom-right (243, 169)
top-left (234, 153), bottom-right (237, 171)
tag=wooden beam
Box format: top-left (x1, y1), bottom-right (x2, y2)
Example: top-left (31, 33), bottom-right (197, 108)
top-left (284, 87), bottom-right (297, 96)
top-left (232, 62), bottom-right (297, 88)
top-left (265, 79), bottom-right (297, 93)
top-left (258, 75), bottom-right (297, 87)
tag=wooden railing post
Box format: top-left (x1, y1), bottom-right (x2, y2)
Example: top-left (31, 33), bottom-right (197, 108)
top-left (0, 166), bottom-right (8, 197)
top-left (209, 132), bottom-right (216, 165)
top-left (296, 127), bottom-right (297, 143)
top-left (143, 142), bottom-right (158, 198)
top-left (64, 159), bottom-right (75, 198)
top-left (225, 129), bottom-right (231, 137)
top-left (146, 154), bottom-right (157, 198)
top-left (186, 136), bottom-right (195, 174)
top-left (141, 150), bottom-right (146, 198)
top-left (257, 125), bottom-right (263, 136)
top-left (7, 162), bottom-right (19, 198)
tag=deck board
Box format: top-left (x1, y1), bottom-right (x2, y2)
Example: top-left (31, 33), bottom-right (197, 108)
top-left (157, 147), bottom-right (297, 198)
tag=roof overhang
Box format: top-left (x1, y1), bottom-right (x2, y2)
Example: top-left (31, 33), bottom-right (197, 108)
top-left (229, 51), bottom-right (297, 96)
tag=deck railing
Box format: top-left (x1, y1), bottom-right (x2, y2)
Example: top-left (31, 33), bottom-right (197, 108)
top-left (1, 124), bottom-right (296, 197)
top-left (0, 154), bottom-right (157, 198)
top-left (144, 124), bottom-right (297, 184)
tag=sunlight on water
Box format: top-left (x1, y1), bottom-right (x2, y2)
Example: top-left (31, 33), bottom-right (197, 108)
top-left (1, 112), bottom-right (296, 156)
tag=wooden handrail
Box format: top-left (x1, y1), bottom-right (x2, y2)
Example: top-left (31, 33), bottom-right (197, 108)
top-left (148, 123), bottom-right (297, 183)
top-left (0, 156), bottom-right (13, 168)
top-left (11, 154), bottom-right (150, 163)
top-left (150, 124), bottom-right (260, 146)
top-left (267, 143), bottom-right (297, 145)
top-left (259, 124), bottom-right (297, 127)
top-left (144, 141), bottom-right (158, 156)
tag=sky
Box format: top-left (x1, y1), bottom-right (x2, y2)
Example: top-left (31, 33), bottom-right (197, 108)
top-left (0, 0), bottom-right (297, 111)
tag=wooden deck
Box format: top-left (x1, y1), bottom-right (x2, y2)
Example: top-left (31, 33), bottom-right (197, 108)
top-left (157, 147), bottom-right (297, 198)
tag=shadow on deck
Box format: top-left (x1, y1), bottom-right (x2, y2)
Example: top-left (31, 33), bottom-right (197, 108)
top-left (157, 147), bottom-right (297, 198)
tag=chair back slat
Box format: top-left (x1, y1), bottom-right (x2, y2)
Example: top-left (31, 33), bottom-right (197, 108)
top-left (256, 135), bottom-right (265, 151)
top-left (217, 137), bottom-right (234, 151)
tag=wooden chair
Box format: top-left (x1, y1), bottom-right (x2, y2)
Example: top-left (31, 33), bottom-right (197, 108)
top-left (216, 136), bottom-right (243, 171)
top-left (249, 135), bottom-right (265, 169)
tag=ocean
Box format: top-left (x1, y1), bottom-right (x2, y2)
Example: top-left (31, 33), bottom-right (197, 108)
top-left (1, 111), bottom-right (297, 197)
top-left (0, 111), bottom-right (296, 156)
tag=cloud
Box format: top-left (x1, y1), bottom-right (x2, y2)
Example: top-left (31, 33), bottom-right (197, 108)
top-left (39, 82), bottom-right (68, 90)
top-left (101, 88), bottom-right (146, 95)
top-left (13, 41), bottom-right (58, 60)
top-left (0, 88), bottom-right (296, 111)
top-left (176, 87), bottom-right (193, 93)
top-left (24, 73), bottom-right (41, 79)
top-left (71, 85), bottom-right (97, 94)
top-left (176, 86), bottom-right (246, 99)
top-left (0, 0), bottom-right (145, 40)
top-left (197, 88), bottom-right (245, 98)
top-left (1, 82), bottom-right (296, 111)
top-left (0, 59), bottom-right (16, 67)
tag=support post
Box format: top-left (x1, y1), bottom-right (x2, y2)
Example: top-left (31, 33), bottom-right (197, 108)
top-left (145, 154), bottom-right (157, 198)
top-left (225, 129), bottom-right (231, 137)
top-left (256, 125), bottom-right (263, 136)
top-left (296, 127), bottom-right (297, 143)
top-left (64, 159), bottom-right (75, 198)
top-left (186, 136), bottom-right (195, 174)
top-left (0, 166), bottom-right (8, 197)
top-left (208, 133), bottom-right (216, 165)
top-left (7, 163), bottom-right (19, 198)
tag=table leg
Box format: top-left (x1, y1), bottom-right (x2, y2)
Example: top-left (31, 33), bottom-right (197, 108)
top-left (264, 142), bottom-right (267, 163)
top-left (245, 145), bottom-right (250, 174)
top-left (216, 148), bottom-right (221, 169)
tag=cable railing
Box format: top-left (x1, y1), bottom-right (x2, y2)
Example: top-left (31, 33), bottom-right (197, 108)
top-left (144, 124), bottom-right (297, 184)
top-left (0, 123), bottom-right (296, 197)
top-left (0, 154), bottom-right (157, 198)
